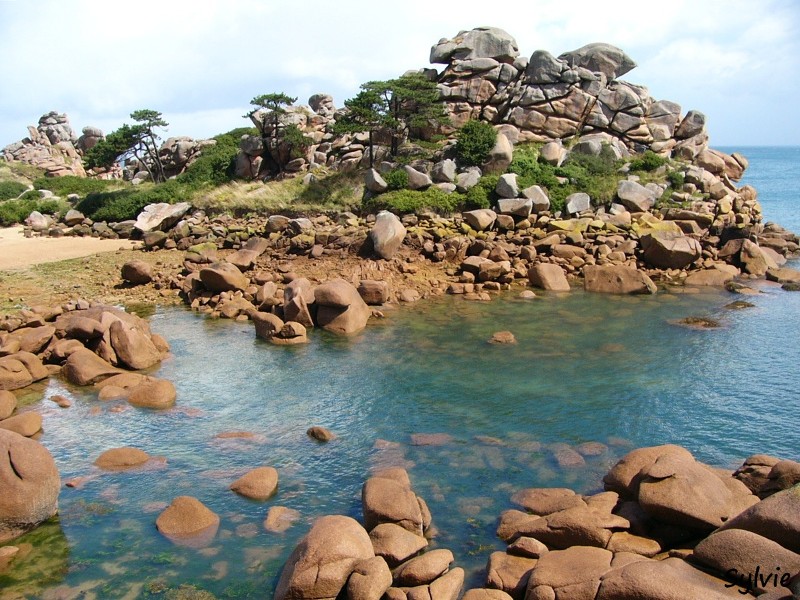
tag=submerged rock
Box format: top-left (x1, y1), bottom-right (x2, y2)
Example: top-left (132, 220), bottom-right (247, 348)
top-left (156, 496), bottom-right (219, 547)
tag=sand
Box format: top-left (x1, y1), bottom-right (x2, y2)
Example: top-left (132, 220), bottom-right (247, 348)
top-left (0, 226), bottom-right (135, 270)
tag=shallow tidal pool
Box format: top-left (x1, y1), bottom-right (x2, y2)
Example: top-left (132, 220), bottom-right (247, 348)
top-left (3, 282), bottom-right (799, 599)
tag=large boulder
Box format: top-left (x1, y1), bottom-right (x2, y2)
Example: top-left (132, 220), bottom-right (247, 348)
top-left (134, 202), bottom-right (191, 233)
top-left (94, 447), bottom-right (151, 470)
top-left (314, 279), bottom-right (371, 335)
top-left (483, 133), bottom-right (513, 175)
top-left (370, 211), bottom-right (407, 260)
top-left (369, 523), bottom-right (429, 566)
top-left (527, 546), bottom-right (612, 600)
top-left (616, 180), bottom-right (656, 213)
top-left (486, 551), bottom-right (537, 599)
top-left (0, 412), bottom-right (43, 437)
top-left (230, 466), bottom-right (279, 500)
top-left (156, 496), bottom-right (219, 547)
top-left (463, 209), bottom-right (497, 232)
top-left (584, 265), bottom-right (656, 294)
top-left (0, 429), bottom-right (60, 543)
top-left (0, 353), bottom-right (48, 391)
top-left (275, 515), bottom-right (374, 600)
top-left (597, 557), bottom-right (747, 599)
top-left (604, 445), bottom-right (696, 498)
top-left (559, 43), bottom-right (636, 80)
top-left (62, 348), bottom-right (121, 386)
top-left (692, 528), bottom-right (800, 593)
top-left (127, 379), bottom-right (177, 409)
top-left (347, 556), bottom-right (393, 600)
top-left (121, 260), bottom-right (153, 285)
top-left (392, 548), bottom-right (454, 586)
top-left (108, 320), bottom-right (161, 370)
top-left (431, 27), bottom-right (519, 64)
top-left (199, 262), bottom-right (250, 293)
top-left (528, 264), bottom-right (570, 292)
top-left (640, 232), bottom-right (702, 269)
top-left (637, 452), bottom-right (757, 531)
top-left (0, 391), bottom-right (16, 420)
top-left (362, 473), bottom-right (425, 535)
top-left (718, 484), bottom-right (800, 553)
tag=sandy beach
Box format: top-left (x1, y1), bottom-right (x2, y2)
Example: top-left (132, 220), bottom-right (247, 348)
top-left (0, 226), bottom-right (134, 270)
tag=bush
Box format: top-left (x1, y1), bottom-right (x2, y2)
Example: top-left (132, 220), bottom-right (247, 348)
top-left (563, 144), bottom-right (620, 176)
top-left (667, 170), bottom-right (685, 189)
top-left (0, 181), bottom-right (27, 201)
top-left (31, 175), bottom-right (119, 198)
top-left (364, 187), bottom-right (463, 214)
top-left (176, 127), bottom-right (256, 188)
top-left (629, 150), bottom-right (667, 172)
top-left (464, 174), bottom-right (499, 210)
top-left (383, 169), bottom-right (409, 191)
top-left (0, 197), bottom-right (69, 226)
top-left (78, 179), bottom-right (188, 222)
top-left (455, 120), bottom-right (497, 167)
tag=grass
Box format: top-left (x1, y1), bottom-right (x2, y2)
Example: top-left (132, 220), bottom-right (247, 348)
top-left (193, 169), bottom-right (363, 216)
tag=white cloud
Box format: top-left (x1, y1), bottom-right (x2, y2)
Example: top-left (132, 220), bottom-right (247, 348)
top-left (1, 0), bottom-right (798, 146)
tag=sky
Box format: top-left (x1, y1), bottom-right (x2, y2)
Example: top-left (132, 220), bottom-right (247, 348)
top-left (1, 0), bottom-right (798, 149)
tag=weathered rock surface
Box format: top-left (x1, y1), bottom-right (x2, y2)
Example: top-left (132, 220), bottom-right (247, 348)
top-left (275, 515), bottom-right (374, 600)
top-left (230, 466), bottom-right (279, 500)
top-left (315, 279), bottom-right (371, 335)
top-left (583, 265), bottom-right (656, 294)
top-left (156, 496), bottom-right (220, 546)
top-left (94, 447), bottom-right (151, 470)
top-left (371, 211), bottom-right (407, 259)
top-left (0, 429), bottom-right (60, 543)
top-left (528, 264), bottom-right (570, 292)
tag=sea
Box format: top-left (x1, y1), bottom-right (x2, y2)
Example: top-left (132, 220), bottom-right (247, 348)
top-left (1, 147), bottom-right (798, 599)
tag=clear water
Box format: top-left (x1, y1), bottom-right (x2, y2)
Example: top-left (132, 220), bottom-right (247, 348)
top-left (2, 149), bottom-right (800, 599)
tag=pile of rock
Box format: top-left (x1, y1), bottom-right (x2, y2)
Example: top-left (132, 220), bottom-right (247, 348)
top-left (431, 27), bottom-right (727, 163)
top-left (0, 302), bottom-right (172, 407)
top-left (1, 112), bottom-right (96, 177)
top-left (480, 444), bottom-right (800, 600)
top-left (276, 467), bottom-right (463, 600)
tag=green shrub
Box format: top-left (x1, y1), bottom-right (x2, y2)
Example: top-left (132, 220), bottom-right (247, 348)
top-left (32, 175), bottom-right (119, 197)
top-left (563, 145), bottom-right (620, 176)
top-left (464, 174), bottom-right (499, 210)
top-left (78, 179), bottom-right (188, 222)
top-left (0, 181), bottom-right (27, 201)
top-left (383, 169), bottom-right (409, 191)
top-left (667, 170), bottom-right (685, 189)
top-left (364, 187), bottom-right (463, 214)
top-left (0, 197), bottom-right (69, 226)
top-left (176, 127), bottom-right (256, 188)
top-left (629, 150), bottom-right (667, 172)
top-left (455, 120), bottom-right (497, 167)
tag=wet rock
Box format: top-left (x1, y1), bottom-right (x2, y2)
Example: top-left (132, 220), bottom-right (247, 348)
top-left (230, 466), bottom-right (279, 500)
top-left (121, 260), bottom-right (154, 285)
top-left (584, 265), bottom-right (657, 294)
top-left (315, 279), bottom-right (371, 335)
top-left (307, 426), bottom-right (336, 442)
top-left (156, 496), bottom-right (220, 547)
top-left (393, 549), bottom-right (453, 586)
top-left (369, 523), bottom-right (429, 567)
top-left (94, 447), bottom-right (151, 470)
top-left (253, 312), bottom-right (284, 340)
top-left (488, 331), bottom-right (516, 344)
top-left (0, 412), bottom-right (43, 437)
top-left (264, 506), bottom-right (301, 533)
top-left (127, 379), bottom-right (177, 409)
top-left (275, 515), bottom-right (374, 600)
top-left (0, 429), bottom-right (60, 543)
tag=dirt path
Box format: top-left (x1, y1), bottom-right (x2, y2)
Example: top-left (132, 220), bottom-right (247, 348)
top-left (0, 226), bottom-right (135, 270)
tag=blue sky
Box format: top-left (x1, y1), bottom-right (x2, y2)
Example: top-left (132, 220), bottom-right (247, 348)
top-left (1, 0), bottom-right (798, 148)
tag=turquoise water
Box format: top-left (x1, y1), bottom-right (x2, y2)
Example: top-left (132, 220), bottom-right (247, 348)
top-left (3, 149), bottom-right (800, 599)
